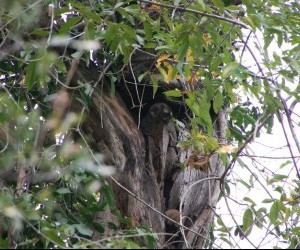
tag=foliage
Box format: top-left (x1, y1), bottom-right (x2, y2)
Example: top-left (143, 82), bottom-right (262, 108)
top-left (0, 0), bottom-right (300, 248)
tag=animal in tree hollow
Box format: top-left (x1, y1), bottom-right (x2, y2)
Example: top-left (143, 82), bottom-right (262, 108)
top-left (141, 103), bottom-right (177, 191)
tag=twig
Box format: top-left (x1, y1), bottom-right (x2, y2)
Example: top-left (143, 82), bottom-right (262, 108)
top-left (276, 110), bottom-right (300, 179)
top-left (139, 0), bottom-right (250, 29)
top-left (128, 46), bottom-right (144, 128)
top-left (220, 113), bottom-right (273, 182)
top-left (222, 188), bottom-right (257, 249)
top-left (210, 205), bottom-right (241, 248)
top-left (24, 218), bottom-right (68, 249)
top-left (238, 32), bottom-right (300, 179)
top-left (241, 154), bottom-right (300, 159)
top-left (109, 175), bottom-right (218, 247)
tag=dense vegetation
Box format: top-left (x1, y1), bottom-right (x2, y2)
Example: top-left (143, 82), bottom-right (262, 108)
top-left (0, 0), bottom-right (300, 248)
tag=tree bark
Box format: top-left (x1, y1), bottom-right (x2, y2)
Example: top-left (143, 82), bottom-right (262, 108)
top-left (0, 3), bottom-right (229, 248)
top-left (67, 56), bottom-right (226, 248)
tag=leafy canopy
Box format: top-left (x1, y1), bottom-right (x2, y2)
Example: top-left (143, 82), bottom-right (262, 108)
top-left (0, 0), bottom-right (300, 248)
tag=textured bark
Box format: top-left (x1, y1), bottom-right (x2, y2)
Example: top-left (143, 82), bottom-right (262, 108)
top-left (165, 110), bottom-right (226, 249)
top-left (80, 92), bottom-right (165, 244)
top-left (65, 54), bottom-right (227, 248)
top-left (0, 54), bottom-right (226, 248)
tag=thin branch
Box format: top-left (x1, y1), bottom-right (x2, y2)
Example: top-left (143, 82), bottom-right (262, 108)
top-left (209, 205), bottom-right (241, 248)
top-left (24, 218), bottom-right (68, 249)
top-left (243, 161), bottom-right (274, 199)
top-left (139, 0), bottom-right (250, 29)
top-left (128, 46), bottom-right (144, 128)
top-left (109, 175), bottom-right (222, 248)
top-left (239, 30), bottom-right (252, 65)
top-left (238, 31), bottom-right (300, 179)
top-left (46, 1), bottom-right (55, 46)
top-left (220, 113), bottom-right (273, 182)
top-left (0, 127), bottom-right (9, 153)
top-left (276, 110), bottom-right (300, 179)
top-left (76, 232), bottom-right (175, 248)
top-left (222, 189), bottom-right (257, 249)
top-left (241, 154), bottom-right (300, 159)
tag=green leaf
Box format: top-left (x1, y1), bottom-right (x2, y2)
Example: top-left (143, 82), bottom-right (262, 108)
top-left (41, 228), bottom-right (65, 246)
top-left (270, 201), bottom-right (279, 225)
top-left (25, 61), bottom-right (37, 91)
top-left (59, 16), bottom-right (82, 35)
top-left (262, 198), bottom-right (275, 203)
top-left (144, 21), bottom-right (152, 41)
top-left (267, 174), bottom-right (288, 185)
top-left (71, 51), bottom-right (83, 58)
top-left (194, 91), bottom-right (213, 134)
top-left (236, 157), bottom-right (247, 168)
top-left (242, 208), bottom-right (253, 235)
top-left (211, 0), bottom-right (225, 11)
top-left (174, 0), bottom-right (182, 6)
top-left (54, 58), bottom-right (67, 73)
top-left (237, 179), bottom-right (251, 189)
top-left (213, 90), bottom-right (223, 114)
top-left (222, 62), bottom-right (239, 78)
top-left (277, 200), bottom-right (286, 213)
top-left (280, 160), bottom-right (292, 169)
top-left (110, 76), bottom-right (116, 96)
top-left (138, 71), bottom-right (148, 83)
top-left (56, 188), bottom-right (72, 194)
top-left (31, 28), bottom-right (49, 37)
top-left (224, 181), bottom-right (231, 196)
top-left (177, 37), bottom-right (189, 62)
top-left (164, 89), bottom-right (182, 98)
top-left (151, 74), bottom-right (159, 98)
top-left (243, 197), bottom-right (256, 206)
top-left (206, 136), bottom-right (219, 151)
top-left (69, 1), bottom-right (101, 23)
top-left (75, 224), bottom-right (93, 236)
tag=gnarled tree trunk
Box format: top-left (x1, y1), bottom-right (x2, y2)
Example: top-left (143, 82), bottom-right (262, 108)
top-left (68, 55), bottom-right (226, 248)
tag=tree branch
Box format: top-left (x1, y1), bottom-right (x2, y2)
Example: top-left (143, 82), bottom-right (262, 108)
top-left (220, 113), bottom-right (273, 182)
top-left (0, 167), bottom-right (68, 184)
top-left (139, 0), bottom-right (250, 29)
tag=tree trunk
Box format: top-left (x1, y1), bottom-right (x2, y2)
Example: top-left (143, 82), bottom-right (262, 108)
top-left (69, 57), bottom-right (226, 248)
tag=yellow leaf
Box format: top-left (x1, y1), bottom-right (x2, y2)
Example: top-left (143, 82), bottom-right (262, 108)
top-left (290, 188), bottom-right (298, 196)
top-left (217, 145), bottom-right (236, 153)
top-left (156, 54), bottom-right (170, 67)
top-left (285, 197), bottom-right (294, 203)
top-left (187, 71), bottom-right (200, 84)
top-left (156, 61), bottom-right (174, 83)
top-left (196, 133), bottom-right (207, 139)
top-left (166, 63), bottom-right (174, 82)
top-left (157, 66), bottom-right (168, 82)
top-left (186, 49), bottom-right (194, 64)
top-left (202, 33), bottom-right (211, 45)
top-left (212, 72), bottom-right (220, 78)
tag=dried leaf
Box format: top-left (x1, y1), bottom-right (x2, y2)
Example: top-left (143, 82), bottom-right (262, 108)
top-left (187, 151), bottom-right (212, 172)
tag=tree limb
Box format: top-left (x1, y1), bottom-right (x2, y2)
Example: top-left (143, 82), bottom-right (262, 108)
top-left (139, 0), bottom-right (250, 29)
